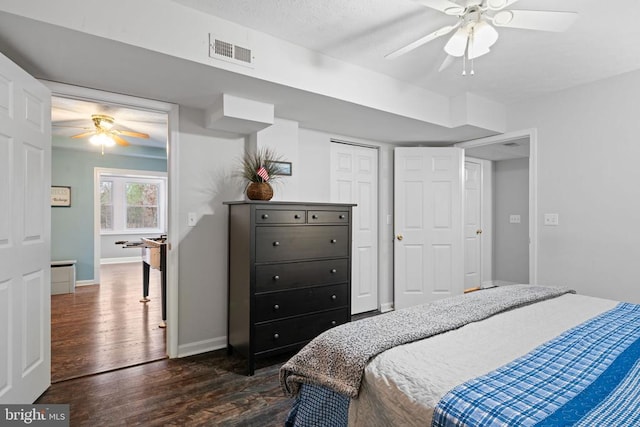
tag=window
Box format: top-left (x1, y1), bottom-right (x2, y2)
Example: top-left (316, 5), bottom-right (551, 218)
top-left (100, 173), bottom-right (166, 234)
top-left (100, 180), bottom-right (113, 230)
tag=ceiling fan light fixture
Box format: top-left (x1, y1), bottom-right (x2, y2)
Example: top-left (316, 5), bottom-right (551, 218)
top-left (444, 27), bottom-right (469, 57)
top-left (473, 21), bottom-right (499, 50)
top-left (91, 114), bottom-right (115, 130)
top-left (90, 133), bottom-right (115, 147)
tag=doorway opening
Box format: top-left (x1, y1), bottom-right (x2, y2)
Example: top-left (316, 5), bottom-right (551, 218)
top-left (48, 82), bottom-right (176, 381)
top-left (457, 129), bottom-right (537, 287)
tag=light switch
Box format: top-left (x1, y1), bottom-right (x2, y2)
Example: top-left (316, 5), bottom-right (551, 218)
top-left (187, 212), bottom-right (197, 226)
top-left (544, 213), bottom-right (559, 226)
top-left (509, 214), bottom-right (521, 224)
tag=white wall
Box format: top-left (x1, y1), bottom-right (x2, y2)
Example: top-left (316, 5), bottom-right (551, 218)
top-left (508, 69), bottom-right (640, 303)
top-left (176, 107), bottom-right (245, 354)
top-left (173, 109), bottom-right (395, 354)
top-left (493, 158), bottom-right (529, 283)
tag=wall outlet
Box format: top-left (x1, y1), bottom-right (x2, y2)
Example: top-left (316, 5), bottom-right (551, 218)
top-left (544, 213), bottom-right (559, 226)
top-left (509, 214), bottom-right (521, 224)
top-left (187, 212), bottom-right (197, 227)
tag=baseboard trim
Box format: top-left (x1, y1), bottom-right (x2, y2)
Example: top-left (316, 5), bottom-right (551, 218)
top-left (380, 302), bottom-right (394, 313)
top-left (101, 256), bottom-right (141, 265)
top-left (75, 279), bottom-right (96, 287)
top-left (177, 336), bottom-right (227, 358)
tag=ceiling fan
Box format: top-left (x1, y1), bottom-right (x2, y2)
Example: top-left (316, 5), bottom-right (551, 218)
top-left (386, 0), bottom-right (577, 73)
top-left (71, 114), bottom-right (150, 152)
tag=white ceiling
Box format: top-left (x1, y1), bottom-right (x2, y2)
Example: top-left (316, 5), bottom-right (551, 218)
top-left (172, 0), bottom-right (640, 104)
top-left (1, 1), bottom-right (640, 147)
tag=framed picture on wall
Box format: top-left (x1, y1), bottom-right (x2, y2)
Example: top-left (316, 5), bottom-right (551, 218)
top-left (51, 186), bottom-right (71, 207)
top-left (267, 160), bottom-right (292, 176)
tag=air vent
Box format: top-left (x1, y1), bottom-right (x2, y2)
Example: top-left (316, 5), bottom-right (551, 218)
top-left (209, 34), bottom-right (254, 68)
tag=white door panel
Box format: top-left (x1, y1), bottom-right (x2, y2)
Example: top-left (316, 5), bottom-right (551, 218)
top-left (394, 147), bottom-right (463, 309)
top-left (331, 143), bottom-right (378, 314)
top-left (464, 160), bottom-right (482, 289)
top-left (0, 51), bottom-right (51, 403)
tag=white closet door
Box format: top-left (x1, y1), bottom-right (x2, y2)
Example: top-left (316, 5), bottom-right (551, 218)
top-left (394, 147), bottom-right (463, 310)
top-left (331, 143), bottom-right (378, 314)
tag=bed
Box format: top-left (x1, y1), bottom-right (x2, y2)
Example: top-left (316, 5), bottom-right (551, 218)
top-left (279, 285), bottom-right (640, 426)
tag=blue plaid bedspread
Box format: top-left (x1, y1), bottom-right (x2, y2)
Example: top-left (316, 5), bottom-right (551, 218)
top-left (433, 302), bottom-right (640, 427)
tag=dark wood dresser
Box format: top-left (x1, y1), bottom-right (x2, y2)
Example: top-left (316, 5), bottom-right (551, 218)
top-left (224, 201), bottom-right (355, 375)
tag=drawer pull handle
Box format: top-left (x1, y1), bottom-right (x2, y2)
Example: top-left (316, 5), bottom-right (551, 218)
top-left (274, 333), bottom-right (280, 339)
top-left (262, 214), bottom-right (269, 219)
top-left (312, 214), bottom-right (318, 219)
top-left (330, 239), bottom-right (337, 244)
top-left (274, 304), bottom-right (280, 310)
top-left (273, 275), bottom-right (280, 281)
top-left (339, 214), bottom-right (345, 219)
top-left (330, 269), bottom-right (337, 274)
top-left (331, 320), bottom-right (337, 326)
top-left (295, 214), bottom-right (301, 219)
top-left (273, 241), bottom-right (280, 247)
top-left (331, 295), bottom-right (337, 300)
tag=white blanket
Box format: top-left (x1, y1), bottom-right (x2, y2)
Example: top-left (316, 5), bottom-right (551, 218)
top-left (348, 293), bottom-right (618, 427)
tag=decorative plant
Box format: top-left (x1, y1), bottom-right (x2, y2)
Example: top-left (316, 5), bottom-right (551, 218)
top-left (240, 146), bottom-right (286, 184)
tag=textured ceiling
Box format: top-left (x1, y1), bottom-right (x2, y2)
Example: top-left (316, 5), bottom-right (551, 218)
top-left (173, 0), bottom-right (640, 104)
top-left (2, 1), bottom-right (640, 147)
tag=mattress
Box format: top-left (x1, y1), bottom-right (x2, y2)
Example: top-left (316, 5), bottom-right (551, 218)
top-left (347, 293), bottom-right (618, 426)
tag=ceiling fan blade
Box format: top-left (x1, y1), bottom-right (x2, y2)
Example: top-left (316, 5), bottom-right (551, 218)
top-left (116, 130), bottom-right (150, 139)
top-left (413, 0), bottom-right (465, 15)
top-left (438, 55), bottom-right (456, 72)
top-left (112, 134), bottom-right (130, 146)
top-left (492, 10), bottom-right (578, 32)
top-left (485, 0), bottom-right (520, 11)
top-left (385, 23), bottom-right (460, 59)
top-left (71, 131), bottom-right (96, 139)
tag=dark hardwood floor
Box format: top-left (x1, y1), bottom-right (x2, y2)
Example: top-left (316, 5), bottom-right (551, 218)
top-left (37, 350), bottom-right (294, 426)
top-left (43, 268), bottom-right (382, 425)
top-left (51, 262), bottom-right (166, 383)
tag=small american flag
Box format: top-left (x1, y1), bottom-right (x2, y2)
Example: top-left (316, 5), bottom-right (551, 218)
top-left (256, 166), bottom-right (269, 182)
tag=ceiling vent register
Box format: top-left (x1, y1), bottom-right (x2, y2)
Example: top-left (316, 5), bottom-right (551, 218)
top-left (209, 34), bottom-right (254, 68)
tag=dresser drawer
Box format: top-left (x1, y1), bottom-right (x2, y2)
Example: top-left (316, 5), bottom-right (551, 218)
top-left (256, 209), bottom-right (305, 224)
top-left (255, 259), bottom-right (348, 293)
top-left (255, 226), bottom-right (349, 262)
top-left (308, 210), bottom-right (350, 224)
top-left (255, 284), bottom-right (348, 322)
top-left (254, 308), bottom-right (349, 353)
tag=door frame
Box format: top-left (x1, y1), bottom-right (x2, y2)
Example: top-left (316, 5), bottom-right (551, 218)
top-left (455, 128), bottom-right (538, 285)
top-left (42, 81), bottom-right (180, 358)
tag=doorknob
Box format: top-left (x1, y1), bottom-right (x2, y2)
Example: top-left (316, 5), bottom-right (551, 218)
top-left (476, 229), bottom-right (483, 235)
top-left (396, 234), bottom-right (404, 241)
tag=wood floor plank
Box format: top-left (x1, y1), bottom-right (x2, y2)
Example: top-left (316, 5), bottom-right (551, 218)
top-left (51, 262), bottom-right (167, 382)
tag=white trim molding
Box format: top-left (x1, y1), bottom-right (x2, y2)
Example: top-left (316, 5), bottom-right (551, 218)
top-left (43, 80), bottom-right (180, 359)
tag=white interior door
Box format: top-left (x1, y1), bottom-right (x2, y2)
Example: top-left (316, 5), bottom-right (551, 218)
top-left (394, 147), bottom-right (463, 310)
top-left (330, 142), bottom-right (378, 314)
top-left (464, 160), bottom-right (482, 290)
top-left (0, 51), bottom-right (51, 403)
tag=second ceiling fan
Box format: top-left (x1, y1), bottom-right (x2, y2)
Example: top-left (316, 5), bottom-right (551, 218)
top-left (72, 114), bottom-right (150, 147)
top-left (386, 0), bottom-right (577, 72)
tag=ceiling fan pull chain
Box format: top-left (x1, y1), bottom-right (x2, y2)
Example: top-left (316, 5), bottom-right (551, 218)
top-left (462, 53), bottom-right (467, 76)
top-left (470, 57), bottom-right (475, 76)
